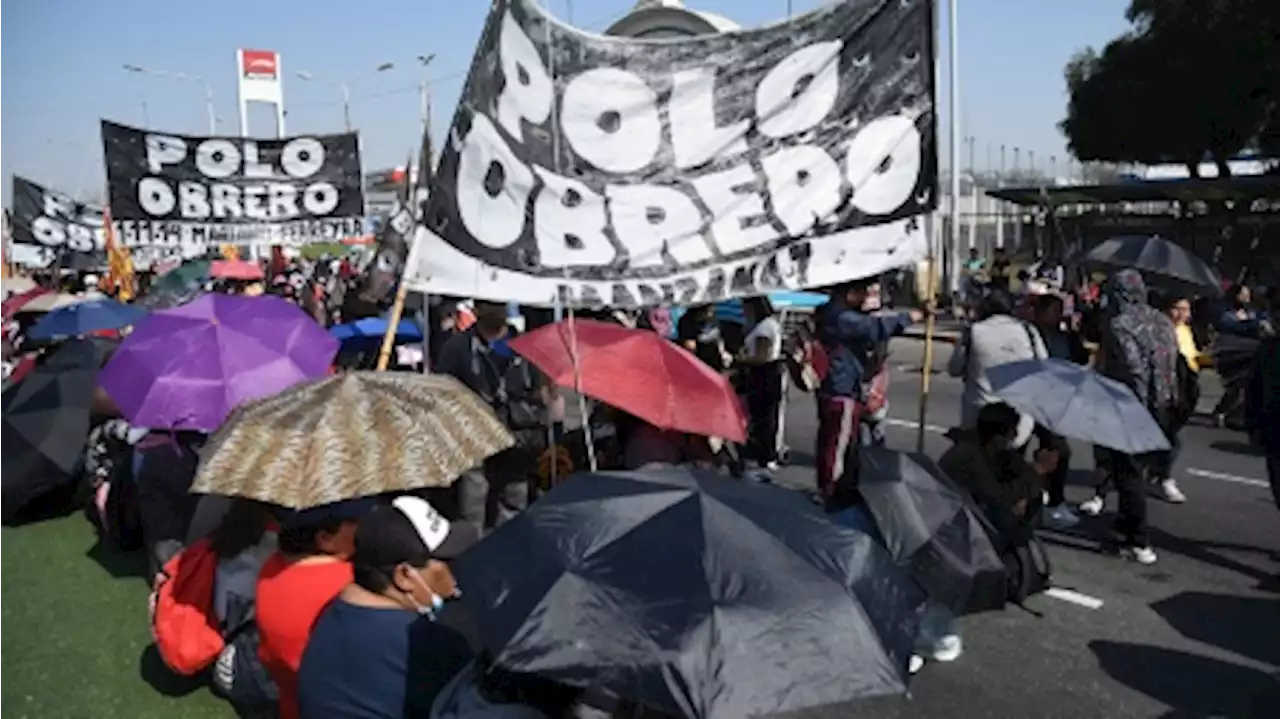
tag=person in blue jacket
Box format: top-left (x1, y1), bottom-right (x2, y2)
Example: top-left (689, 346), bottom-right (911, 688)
top-left (814, 279), bottom-right (921, 501)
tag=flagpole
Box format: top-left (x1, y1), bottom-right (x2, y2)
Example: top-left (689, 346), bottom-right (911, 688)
top-left (917, 0), bottom-right (957, 453)
top-left (376, 236), bottom-right (421, 371)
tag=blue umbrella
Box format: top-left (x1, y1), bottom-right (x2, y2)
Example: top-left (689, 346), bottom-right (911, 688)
top-left (673, 291), bottom-right (833, 329)
top-left (329, 317), bottom-right (424, 343)
top-left (986, 358), bottom-right (1170, 454)
top-left (26, 298), bottom-right (147, 341)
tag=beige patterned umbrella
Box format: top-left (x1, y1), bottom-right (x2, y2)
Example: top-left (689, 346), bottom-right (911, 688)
top-left (192, 371), bottom-right (515, 509)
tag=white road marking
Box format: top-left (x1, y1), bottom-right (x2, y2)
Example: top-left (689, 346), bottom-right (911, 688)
top-left (1043, 587), bottom-right (1105, 610)
top-left (1184, 468), bottom-right (1271, 489)
top-left (882, 417), bottom-right (949, 434)
top-left (876, 417), bottom-right (1272, 490)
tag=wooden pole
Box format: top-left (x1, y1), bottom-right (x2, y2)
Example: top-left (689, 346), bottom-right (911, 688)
top-left (375, 283), bottom-right (409, 371)
top-left (915, 251), bottom-right (940, 453)
top-left (376, 232), bottom-right (422, 371)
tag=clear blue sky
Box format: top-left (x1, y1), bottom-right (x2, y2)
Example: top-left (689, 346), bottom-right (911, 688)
top-left (1, 0), bottom-right (1130, 202)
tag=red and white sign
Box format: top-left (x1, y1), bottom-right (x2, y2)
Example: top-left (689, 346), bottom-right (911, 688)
top-left (241, 49), bottom-right (278, 80)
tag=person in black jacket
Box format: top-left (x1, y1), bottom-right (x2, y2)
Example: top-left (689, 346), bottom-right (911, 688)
top-left (939, 403), bottom-right (1060, 548)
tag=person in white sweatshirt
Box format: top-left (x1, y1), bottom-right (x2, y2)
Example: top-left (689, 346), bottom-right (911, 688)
top-left (947, 290), bottom-right (1048, 450)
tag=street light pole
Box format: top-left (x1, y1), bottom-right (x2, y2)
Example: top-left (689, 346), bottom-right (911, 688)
top-left (417, 54), bottom-right (437, 138)
top-left (123, 64), bottom-right (217, 134)
top-left (341, 83), bottom-right (352, 132)
top-left (296, 62), bottom-right (394, 131)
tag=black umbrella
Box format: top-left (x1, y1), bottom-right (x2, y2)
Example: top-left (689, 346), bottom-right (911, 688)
top-left (453, 466), bottom-right (926, 719)
top-left (859, 448), bottom-right (1008, 616)
top-left (2, 339), bottom-right (106, 520)
top-left (1081, 235), bottom-right (1221, 292)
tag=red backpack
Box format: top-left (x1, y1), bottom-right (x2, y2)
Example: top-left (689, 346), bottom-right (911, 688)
top-left (151, 539), bottom-right (223, 675)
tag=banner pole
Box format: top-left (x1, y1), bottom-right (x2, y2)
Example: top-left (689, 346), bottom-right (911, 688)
top-left (376, 233), bottom-right (421, 371)
top-left (915, 249), bottom-right (939, 453)
top-left (565, 309), bottom-right (598, 472)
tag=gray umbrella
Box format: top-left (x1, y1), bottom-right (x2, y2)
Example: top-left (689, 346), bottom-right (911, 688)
top-left (986, 358), bottom-right (1170, 454)
top-left (1082, 235), bottom-right (1221, 291)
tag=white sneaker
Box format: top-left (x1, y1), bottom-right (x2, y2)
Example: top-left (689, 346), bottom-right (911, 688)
top-left (926, 634), bottom-right (963, 662)
top-left (1044, 503), bottom-right (1081, 528)
top-left (1156, 479), bottom-right (1186, 503)
top-left (908, 655), bottom-right (925, 674)
top-left (1121, 545), bottom-right (1158, 565)
top-left (1079, 495), bottom-right (1105, 516)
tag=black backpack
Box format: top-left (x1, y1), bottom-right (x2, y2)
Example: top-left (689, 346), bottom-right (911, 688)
top-left (1004, 534), bottom-right (1053, 605)
top-left (211, 593), bottom-right (278, 711)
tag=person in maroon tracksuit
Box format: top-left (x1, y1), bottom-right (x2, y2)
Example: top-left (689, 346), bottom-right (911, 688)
top-left (814, 279), bottom-right (921, 503)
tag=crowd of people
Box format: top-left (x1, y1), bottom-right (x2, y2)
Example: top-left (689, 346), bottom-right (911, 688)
top-left (2, 240), bottom-right (1278, 718)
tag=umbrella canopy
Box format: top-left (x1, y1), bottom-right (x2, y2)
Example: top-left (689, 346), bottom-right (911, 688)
top-left (454, 466), bottom-right (926, 718)
top-left (1082, 236), bottom-right (1220, 291)
top-left (99, 294), bottom-right (338, 431)
top-left (329, 317), bottom-right (424, 343)
top-left (509, 319), bottom-right (747, 442)
top-left (191, 372), bottom-right (515, 508)
top-left (20, 292), bottom-right (84, 313)
top-left (139, 259), bottom-right (210, 310)
top-left (986, 358), bottom-right (1171, 454)
top-left (859, 447), bottom-right (1008, 615)
top-left (26, 298), bottom-right (147, 341)
top-left (210, 259), bottom-right (265, 281)
top-left (3, 277), bottom-right (38, 295)
top-left (2, 340), bottom-right (108, 519)
top-left (3, 287), bottom-right (51, 320)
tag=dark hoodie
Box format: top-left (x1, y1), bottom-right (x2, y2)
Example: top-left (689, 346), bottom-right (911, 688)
top-left (1099, 269), bottom-right (1179, 410)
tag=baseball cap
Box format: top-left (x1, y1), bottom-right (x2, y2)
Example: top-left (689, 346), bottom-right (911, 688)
top-left (354, 496), bottom-right (479, 568)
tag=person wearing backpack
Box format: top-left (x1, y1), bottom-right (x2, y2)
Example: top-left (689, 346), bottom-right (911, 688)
top-left (436, 302), bottom-right (550, 534)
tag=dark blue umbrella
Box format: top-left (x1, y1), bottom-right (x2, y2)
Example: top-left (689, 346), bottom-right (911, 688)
top-left (329, 317), bottom-right (423, 343)
top-left (26, 298), bottom-right (147, 341)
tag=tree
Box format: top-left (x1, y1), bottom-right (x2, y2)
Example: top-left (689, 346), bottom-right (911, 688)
top-left (1060, 0), bottom-right (1280, 177)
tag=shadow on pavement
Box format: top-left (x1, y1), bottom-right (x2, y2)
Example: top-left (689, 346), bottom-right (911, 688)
top-left (1090, 640), bottom-right (1279, 718)
top-left (1147, 527), bottom-right (1280, 592)
top-left (1152, 592), bottom-right (1280, 667)
top-left (1209, 439), bottom-right (1266, 457)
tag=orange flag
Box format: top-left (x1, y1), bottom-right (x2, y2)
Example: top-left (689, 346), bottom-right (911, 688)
top-left (102, 207), bottom-right (135, 301)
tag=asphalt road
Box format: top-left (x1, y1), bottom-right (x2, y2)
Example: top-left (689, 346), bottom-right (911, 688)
top-left (772, 338), bottom-right (1279, 719)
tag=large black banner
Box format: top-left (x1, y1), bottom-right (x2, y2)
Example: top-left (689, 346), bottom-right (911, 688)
top-left (101, 121), bottom-right (366, 245)
top-left (406, 0), bottom-right (937, 307)
top-left (9, 175), bottom-right (209, 264)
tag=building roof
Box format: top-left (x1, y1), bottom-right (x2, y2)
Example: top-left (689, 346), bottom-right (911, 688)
top-left (986, 175), bottom-right (1280, 207)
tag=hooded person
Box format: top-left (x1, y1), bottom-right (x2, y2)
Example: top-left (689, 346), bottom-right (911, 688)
top-left (1093, 269), bottom-right (1180, 565)
top-left (297, 497), bottom-right (478, 719)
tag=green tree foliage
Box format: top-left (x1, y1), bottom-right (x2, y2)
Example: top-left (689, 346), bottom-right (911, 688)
top-left (1061, 0), bottom-right (1280, 177)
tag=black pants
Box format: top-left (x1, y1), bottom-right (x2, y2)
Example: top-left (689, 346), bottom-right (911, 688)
top-left (1034, 425), bottom-right (1072, 507)
top-left (1149, 417), bottom-right (1186, 481)
top-left (1107, 449), bottom-right (1149, 547)
top-left (746, 362), bottom-right (787, 465)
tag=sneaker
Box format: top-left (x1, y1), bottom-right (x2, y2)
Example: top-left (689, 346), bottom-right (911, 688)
top-left (908, 655), bottom-right (925, 675)
top-left (1044, 503), bottom-right (1081, 528)
top-left (926, 634), bottom-right (963, 663)
top-left (1120, 545), bottom-right (1158, 565)
top-left (1155, 478), bottom-right (1186, 503)
top-left (760, 461), bottom-right (781, 472)
top-left (1079, 494), bottom-right (1105, 516)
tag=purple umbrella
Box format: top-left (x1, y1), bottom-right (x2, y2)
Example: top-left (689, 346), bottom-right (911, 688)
top-left (99, 294), bottom-right (338, 431)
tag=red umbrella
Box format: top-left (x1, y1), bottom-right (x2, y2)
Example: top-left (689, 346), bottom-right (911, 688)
top-left (209, 259), bottom-right (264, 281)
top-left (508, 319), bottom-right (747, 442)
